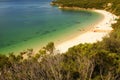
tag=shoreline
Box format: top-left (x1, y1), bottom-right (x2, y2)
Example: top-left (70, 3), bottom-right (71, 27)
top-left (0, 7), bottom-right (118, 55)
top-left (55, 8), bottom-right (119, 53)
top-left (0, 8), bottom-right (103, 55)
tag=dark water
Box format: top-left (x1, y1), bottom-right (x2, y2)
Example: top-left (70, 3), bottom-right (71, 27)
top-left (0, 0), bottom-right (103, 54)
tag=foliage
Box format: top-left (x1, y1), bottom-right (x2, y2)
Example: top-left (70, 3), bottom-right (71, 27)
top-left (0, 0), bottom-right (120, 80)
top-left (45, 42), bottom-right (55, 54)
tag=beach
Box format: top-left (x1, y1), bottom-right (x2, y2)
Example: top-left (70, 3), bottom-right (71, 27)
top-left (0, 2), bottom-right (118, 54)
top-left (0, 2), bottom-right (104, 54)
top-left (56, 9), bottom-right (118, 53)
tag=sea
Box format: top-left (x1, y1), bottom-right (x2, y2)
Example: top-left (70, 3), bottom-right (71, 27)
top-left (0, 0), bottom-right (103, 54)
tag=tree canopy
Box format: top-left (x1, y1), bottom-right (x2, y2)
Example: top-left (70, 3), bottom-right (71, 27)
top-left (0, 0), bottom-right (120, 80)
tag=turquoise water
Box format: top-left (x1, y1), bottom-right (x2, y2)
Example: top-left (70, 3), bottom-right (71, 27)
top-left (0, 0), bottom-right (103, 54)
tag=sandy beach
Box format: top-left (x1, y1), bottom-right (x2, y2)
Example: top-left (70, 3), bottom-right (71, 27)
top-left (56, 10), bottom-right (118, 53)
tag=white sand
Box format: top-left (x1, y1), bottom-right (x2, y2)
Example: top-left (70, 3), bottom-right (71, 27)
top-left (56, 10), bottom-right (118, 53)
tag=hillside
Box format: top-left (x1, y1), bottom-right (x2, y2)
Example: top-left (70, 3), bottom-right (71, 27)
top-left (0, 0), bottom-right (120, 80)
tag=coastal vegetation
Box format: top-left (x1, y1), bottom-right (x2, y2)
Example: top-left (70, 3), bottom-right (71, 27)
top-left (0, 0), bottom-right (120, 80)
top-left (52, 0), bottom-right (120, 15)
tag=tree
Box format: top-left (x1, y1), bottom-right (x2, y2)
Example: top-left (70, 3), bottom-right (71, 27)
top-left (45, 42), bottom-right (55, 54)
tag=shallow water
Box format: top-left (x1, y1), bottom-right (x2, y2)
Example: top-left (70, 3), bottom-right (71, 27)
top-left (0, 0), bottom-right (103, 54)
